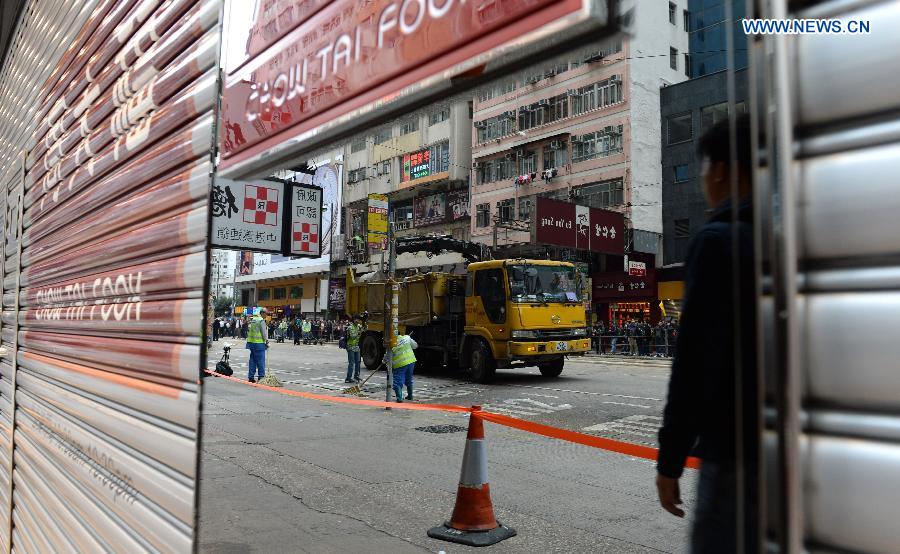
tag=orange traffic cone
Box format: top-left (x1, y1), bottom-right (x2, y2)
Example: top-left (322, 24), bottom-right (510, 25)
top-left (428, 406), bottom-right (516, 546)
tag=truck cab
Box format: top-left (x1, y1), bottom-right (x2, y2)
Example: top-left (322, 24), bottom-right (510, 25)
top-left (462, 259), bottom-right (591, 381)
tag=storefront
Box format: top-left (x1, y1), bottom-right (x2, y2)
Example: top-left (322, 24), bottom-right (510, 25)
top-left (592, 262), bottom-right (660, 325)
top-left (254, 276), bottom-right (322, 316)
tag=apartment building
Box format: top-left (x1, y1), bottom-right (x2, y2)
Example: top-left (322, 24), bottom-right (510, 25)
top-left (210, 249), bottom-right (236, 300)
top-left (469, 0), bottom-right (689, 324)
top-left (338, 100), bottom-right (473, 274)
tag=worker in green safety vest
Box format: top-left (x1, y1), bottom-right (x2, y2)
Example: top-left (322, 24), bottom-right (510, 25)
top-left (301, 319), bottom-right (312, 342)
top-left (245, 307), bottom-right (269, 382)
top-left (391, 332), bottom-right (418, 403)
top-left (343, 315), bottom-right (363, 383)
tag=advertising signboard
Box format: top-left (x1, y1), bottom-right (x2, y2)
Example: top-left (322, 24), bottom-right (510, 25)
top-left (367, 193), bottom-right (389, 250)
top-left (414, 192), bottom-right (446, 226)
top-left (218, 0), bottom-right (614, 178)
top-left (287, 183), bottom-right (324, 257)
top-left (329, 278), bottom-right (347, 312)
top-left (239, 251), bottom-right (254, 276)
top-left (212, 178), bottom-right (285, 254)
top-left (448, 189), bottom-right (470, 221)
top-left (402, 148), bottom-right (431, 182)
top-left (534, 197), bottom-right (625, 254)
top-left (628, 261), bottom-right (647, 277)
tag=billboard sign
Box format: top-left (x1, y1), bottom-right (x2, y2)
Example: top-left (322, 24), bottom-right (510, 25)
top-left (239, 251), bottom-right (254, 276)
top-left (628, 261), bottom-right (646, 277)
top-left (414, 192), bottom-right (446, 226)
top-left (212, 178), bottom-right (284, 254)
top-left (328, 278), bottom-right (346, 312)
top-left (401, 148), bottom-right (431, 182)
top-left (448, 189), bottom-right (469, 221)
top-left (534, 197), bottom-right (625, 254)
top-left (218, 0), bottom-right (614, 178)
top-left (367, 193), bottom-right (389, 250)
top-left (287, 183), bottom-right (324, 257)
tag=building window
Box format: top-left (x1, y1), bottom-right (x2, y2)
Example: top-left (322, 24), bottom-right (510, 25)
top-left (543, 61), bottom-right (569, 79)
top-left (477, 158), bottom-right (515, 184)
top-left (573, 179), bottom-right (624, 209)
top-left (571, 76), bottom-right (623, 116)
top-left (496, 199), bottom-right (514, 223)
top-left (258, 288), bottom-right (271, 301)
top-left (549, 93), bottom-right (569, 123)
top-left (674, 164), bottom-right (689, 183)
top-left (519, 151), bottom-right (536, 175)
top-left (381, 160), bottom-right (391, 175)
top-left (429, 107), bottom-right (450, 125)
top-left (475, 111), bottom-right (516, 142)
top-left (289, 286), bottom-right (303, 299)
top-left (669, 2), bottom-right (676, 24)
top-left (400, 117), bottom-right (419, 135)
top-left (374, 127), bottom-right (392, 144)
top-left (476, 203), bottom-right (491, 227)
top-left (683, 9), bottom-right (690, 31)
top-left (518, 197), bottom-right (534, 221)
top-left (273, 287), bottom-right (286, 300)
top-left (478, 80), bottom-right (517, 102)
top-left (572, 125), bottom-right (624, 163)
top-left (428, 140), bottom-right (450, 174)
top-left (543, 141), bottom-right (568, 170)
top-left (684, 53), bottom-right (691, 77)
top-left (667, 112), bottom-right (692, 144)
top-left (700, 102), bottom-right (730, 132)
top-left (394, 203), bottom-right (414, 230)
top-left (350, 136), bottom-right (367, 153)
top-left (348, 167), bottom-right (367, 184)
top-left (670, 47), bottom-right (678, 70)
top-left (518, 103), bottom-right (549, 131)
top-left (674, 219), bottom-right (691, 238)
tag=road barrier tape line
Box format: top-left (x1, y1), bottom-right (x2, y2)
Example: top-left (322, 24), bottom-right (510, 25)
top-left (473, 410), bottom-right (701, 469)
top-left (204, 370), bottom-right (471, 413)
top-left (204, 370), bottom-right (700, 469)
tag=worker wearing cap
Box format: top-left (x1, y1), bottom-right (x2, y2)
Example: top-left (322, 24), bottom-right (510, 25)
top-left (391, 333), bottom-right (418, 402)
top-left (343, 315), bottom-right (363, 383)
top-left (246, 307), bottom-right (269, 383)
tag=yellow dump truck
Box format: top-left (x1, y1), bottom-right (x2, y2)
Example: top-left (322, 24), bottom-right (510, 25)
top-left (345, 256), bottom-right (591, 382)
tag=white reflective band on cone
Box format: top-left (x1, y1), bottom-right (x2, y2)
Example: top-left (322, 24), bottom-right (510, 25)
top-left (459, 438), bottom-right (488, 487)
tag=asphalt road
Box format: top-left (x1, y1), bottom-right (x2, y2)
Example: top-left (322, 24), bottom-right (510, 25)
top-left (198, 341), bottom-right (696, 554)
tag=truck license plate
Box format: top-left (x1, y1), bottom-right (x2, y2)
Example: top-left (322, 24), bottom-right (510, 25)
top-left (555, 341), bottom-right (568, 351)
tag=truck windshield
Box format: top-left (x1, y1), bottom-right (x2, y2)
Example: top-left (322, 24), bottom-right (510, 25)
top-left (507, 264), bottom-right (580, 303)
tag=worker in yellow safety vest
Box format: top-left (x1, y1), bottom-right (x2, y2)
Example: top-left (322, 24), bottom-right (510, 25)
top-left (391, 333), bottom-right (418, 403)
top-left (246, 307), bottom-right (269, 382)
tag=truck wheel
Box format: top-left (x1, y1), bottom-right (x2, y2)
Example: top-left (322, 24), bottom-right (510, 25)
top-left (469, 340), bottom-right (496, 383)
top-left (538, 358), bottom-right (564, 378)
top-left (361, 333), bottom-right (384, 370)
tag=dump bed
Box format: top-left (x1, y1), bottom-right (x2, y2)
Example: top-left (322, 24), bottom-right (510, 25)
top-left (345, 269), bottom-right (466, 331)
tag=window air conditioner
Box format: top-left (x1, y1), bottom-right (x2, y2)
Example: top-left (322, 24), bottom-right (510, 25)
top-left (472, 161), bottom-right (482, 169)
top-left (537, 99), bottom-right (550, 107)
top-left (514, 148), bottom-right (525, 157)
top-left (567, 89), bottom-right (579, 97)
top-left (549, 140), bottom-right (564, 150)
top-left (584, 50), bottom-right (604, 63)
top-left (609, 75), bottom-right (621, 83)
top-left (505, 152), bottom-right (516, 161)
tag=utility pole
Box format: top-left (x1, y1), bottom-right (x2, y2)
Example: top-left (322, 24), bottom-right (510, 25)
top-left (384, 217), bottom-right (397, 405)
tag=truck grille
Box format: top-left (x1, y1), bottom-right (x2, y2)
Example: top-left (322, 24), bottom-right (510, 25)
top-left (533, 329), bottom-right (580, 340)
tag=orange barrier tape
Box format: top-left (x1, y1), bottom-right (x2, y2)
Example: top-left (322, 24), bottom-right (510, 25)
top-left (204, 370), bottom-right (699, 469)
top-left (474, 410), bottom-right (701, 469)
top-left (204, 370), bottom-right (471, 413)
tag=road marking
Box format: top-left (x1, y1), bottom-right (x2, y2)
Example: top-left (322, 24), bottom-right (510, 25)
top-left (582, 415), bottom-right (663, 443)
top-left (480, 398), bottom-right (574, 417)
top-left (496, 383), bottom-right (661, 402)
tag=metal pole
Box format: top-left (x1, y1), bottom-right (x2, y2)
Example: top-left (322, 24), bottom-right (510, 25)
top-left (384, 219), bottom-right (395, 405)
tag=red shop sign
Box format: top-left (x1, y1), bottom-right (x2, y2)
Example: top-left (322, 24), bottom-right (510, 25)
top-left (534, 197), bottom-right (625, 255)
top-left (218, 0), bottom-right (611, 177)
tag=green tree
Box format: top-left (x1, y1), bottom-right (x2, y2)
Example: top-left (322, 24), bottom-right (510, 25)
top-left (214, 296), bottom-right (234, 317)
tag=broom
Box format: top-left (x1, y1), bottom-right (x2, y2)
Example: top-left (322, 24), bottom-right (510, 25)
top-left (343, 361), bottom-right (385, 395)
top-left (257, 344), bottom-right (283, 387)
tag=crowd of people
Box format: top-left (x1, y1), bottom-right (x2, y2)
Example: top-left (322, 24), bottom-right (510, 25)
top-left (210, 314), bottom-right (352, 344)
top-left (590, 318), bottom-right (679, 357)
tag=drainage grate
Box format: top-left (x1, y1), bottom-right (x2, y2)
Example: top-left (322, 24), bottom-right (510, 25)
top-left (415, 424), bottom-right (468, 434)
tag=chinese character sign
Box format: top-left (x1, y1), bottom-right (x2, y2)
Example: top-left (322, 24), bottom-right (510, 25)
top-left (534, 197), bottom-right (624, 254)
top-left (289, 183), bottom-right (323, 257)
top-left (401, 148), bottom-right (432, 182)
top-left (212, 177), bottom-right (285, 253)
top-left (367, 193), bottom-right (389, 250)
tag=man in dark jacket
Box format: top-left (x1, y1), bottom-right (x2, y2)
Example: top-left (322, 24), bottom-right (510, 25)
top-left (656, 114), bottom-right (758, 554)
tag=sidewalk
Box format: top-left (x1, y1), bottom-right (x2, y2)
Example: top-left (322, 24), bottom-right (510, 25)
top-left (198, 378), bottom-right (692, 553)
